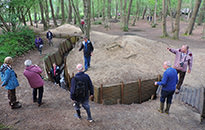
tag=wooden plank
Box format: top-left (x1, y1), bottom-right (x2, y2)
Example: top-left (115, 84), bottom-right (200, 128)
top-left (100, 84), bottom-right (103, 104)
top-left (121, 82), bottom-right (124, 104)
top-left (138, 79), bottom-right (142, 104)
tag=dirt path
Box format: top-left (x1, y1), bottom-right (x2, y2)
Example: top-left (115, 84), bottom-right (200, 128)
top-left (0, 21), bottom-right (205, 129)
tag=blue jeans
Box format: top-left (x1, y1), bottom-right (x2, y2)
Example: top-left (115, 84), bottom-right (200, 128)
top-left (33, 87), bottom-right (44, 104)
top-left (84, 56), bottom-right (91, 70)
top-left (74, 100), bottom-right (92, 120)
top-left (160, 90), bottom-right (175, 104)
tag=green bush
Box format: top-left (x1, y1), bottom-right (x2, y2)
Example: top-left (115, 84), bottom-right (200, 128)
top-left (93, 20), bottom-right (102, 25)
top-left (0, 27), bottom-right (35, 64)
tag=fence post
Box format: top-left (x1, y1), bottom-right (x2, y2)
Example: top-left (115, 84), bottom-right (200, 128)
top-left (121, 82), bottom-right (124, 104)
top-left (138, 78), bottom-right (142, 104)
top-left (100, 84), bottom-right (103, 104)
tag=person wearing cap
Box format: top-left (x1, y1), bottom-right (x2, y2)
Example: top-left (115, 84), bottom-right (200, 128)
top-left (35, 35), bottom-right (44, 55)
top-left (23, 59), bottom-right (44, 107)
top-left (79, 37), bottom-right (94, 72)
top-left (155, 61), bottom-right (178, 114)
top-left (70, 64), bottom-right (94, 123)
top-left (0, 57), bottom-right (21, 109)
top-left (167, 45), bottom-right (193, 94)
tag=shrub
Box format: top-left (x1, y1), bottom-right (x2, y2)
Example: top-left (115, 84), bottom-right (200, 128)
top-left (93, 20), bottom-right (102, 25)
top-left (0, 27), bottom-right (35, 64)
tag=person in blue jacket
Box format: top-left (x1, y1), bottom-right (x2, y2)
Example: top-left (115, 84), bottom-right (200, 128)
top-left (35, 35), bottom-right (44, 55)
top-left (155, 61), bottom-right (178, 114)
top-left (46, 30), bottom-right (53, 46)
top-left (79, 36), bottom-right (94, 72)
top-left (70, 64), bottom-right (94, 123)
top-left (0, 57), bottom-right (21, 109)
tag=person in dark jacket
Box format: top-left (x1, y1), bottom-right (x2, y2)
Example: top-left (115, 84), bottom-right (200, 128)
top-left (79, 37), bottom-right (94, 72)
top-left (46, 30), bottom-right (53, 46)
top-left (0, 57), bottom-right (21, 109)
top-left (70, 64), bottom-right (94, 123)
top-left (35, 36), bottom-right (44, 55)
top-left (50, 63), bottom-right (61, 86)
top-left (155, 61), bottom-right (178, 114)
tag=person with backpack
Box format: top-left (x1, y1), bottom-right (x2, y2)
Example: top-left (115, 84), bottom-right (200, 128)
top-left (49, 63), bottom-right (61, 86)
top-left (46, 30), bottom-right (53, 46)
top-left (23, 59), bottom-right (44, 107)
top-left (70, 64), bottom-right (94, 123)
top-left (35, 35), bottom-right (44, 55)
top-left (0, 57), bottom-right (22, 109)
top-left (79, 36), bottom-right (94, 72)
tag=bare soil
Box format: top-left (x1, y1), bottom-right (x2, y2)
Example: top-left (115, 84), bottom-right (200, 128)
top-left (0, 19), bottom-right (205, 130)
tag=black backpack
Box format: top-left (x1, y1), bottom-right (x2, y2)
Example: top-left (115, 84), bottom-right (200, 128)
top-left (74, 78), bottom-right (86, 99)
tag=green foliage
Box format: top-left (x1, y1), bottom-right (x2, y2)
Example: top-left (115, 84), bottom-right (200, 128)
top-left (93, 20), bottom-right (102, 25)
top-left (0, 123), bottom-right (11, 129)
top-left (123, 26), bottom-right (129, 32)
top-left (0, 27), bottom-right (35, 64)
top-left (151, 23), bottom-right (157, 28)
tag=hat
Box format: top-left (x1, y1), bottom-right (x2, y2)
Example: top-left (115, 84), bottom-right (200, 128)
top-left (76, 64), bottom-right (83, 71)
top-left (24, 59), bottom-right (32, 66)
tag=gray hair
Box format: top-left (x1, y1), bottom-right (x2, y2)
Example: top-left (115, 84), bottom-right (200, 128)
top-left (24, 59), bottom-right (32, 67)
top-left (164, 61), bottom-right (171, 67)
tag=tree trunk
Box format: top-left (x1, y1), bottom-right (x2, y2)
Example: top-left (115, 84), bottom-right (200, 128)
top-left (142, 6), bottom-right (147, 19)
top-left (168, 0), bottom-right (174, 32)
top-left (185, 0), bottom-right (202, 35)
top-left (153, 0), bottom-right (157, 25)
top-left (197, 0), bottom-right (205, 25)
top-left (120, 0), bottom-right (123, 22)
top-left (28, 10), bottom-right (33, 26)
top-left (21, 10), bottom-right (27, 26)
top-left (97, 0), bottom-right (100, 18)
top-left (173, 0), bottom-right (182, 39)
top-left (107, 0), bottom-right (112, 19)
top-left (123, 0), bottom-right (128, 31)
top-left (115, 0), bottom-right (119, 20)
top-left (49, 0), bottom-right (58, 27)
top-left (187, 0), bottom-right (193, 21)
top-left (126, 0), bottom-right (133, 26)
top-left (203, 23), bottom-right (205, 38)
top-left (132, 0), bottom-right (139, 26)
top-left (162, 0), bottom-right (169, 37)
top-left (39, 0), bottom-right (48, 30)
top-left (71, 0), bottom-right (84, 33)
top-left (34, 7), bottom-right (38, 28)
top-left (56, 0), bottom-right (61, 19)
top-left (102, 0), bottom-right (106, 21)
top-left (67, 0), bottom-right (72, 23)
top-left (83, 0), bottom-right (91, 39)
top-left (92, 1), bottom-right (95, 21)
top-left (0, 14), bottom-right (10, 32)
top-left (45, 0), bottom-right (50, 25)
top-left (61, 0), bottom-right (66, 24)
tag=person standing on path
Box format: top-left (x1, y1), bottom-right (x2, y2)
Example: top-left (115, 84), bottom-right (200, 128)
top-left (70, 64), bottom-right (94, 123)
top-left (167, 45), bottom-right (193, 94)
top-left (23, 60), bottom-right (44, 107)
top-left (35, 35), bottom-right (44, 55)
top-left (0, 57), bottom-right (22, 109)
top-left (46, 30), bottom-right (53, 46)
top-left (155, 61), bottom-right (178, 114)
top-left (79, 37), bottom-right (94, 72)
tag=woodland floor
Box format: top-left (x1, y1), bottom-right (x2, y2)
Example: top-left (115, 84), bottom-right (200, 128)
top-left (0, 18), bottom-right (205, 130)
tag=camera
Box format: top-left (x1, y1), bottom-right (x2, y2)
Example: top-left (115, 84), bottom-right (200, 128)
top-left (180, 62), bottom-right (184, 67)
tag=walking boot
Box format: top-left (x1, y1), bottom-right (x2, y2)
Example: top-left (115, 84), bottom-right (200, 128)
top-left (158, 102), bottom-right (164, 113)
top-left (11, 102), bottom-right (21, 109)
top-left (165, 104), bottom-right (171, 114)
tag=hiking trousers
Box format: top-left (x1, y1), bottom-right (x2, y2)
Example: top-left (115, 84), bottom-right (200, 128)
top-left (84, 56), bottom-right (91, 71)
top-left (160, 90), bottom-right (175, 104)
top-left (74, 100), bottom-right (92, 120)
top-left (33, 86), bottom-right (44, 104)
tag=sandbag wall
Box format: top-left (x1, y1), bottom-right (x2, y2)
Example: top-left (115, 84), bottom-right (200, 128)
top-left (94, 76), bottom-right (160, 105)
top-left (43, 36), bottom-right (78, 86)
top-left (173, 86), bottom-right (205, 119)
